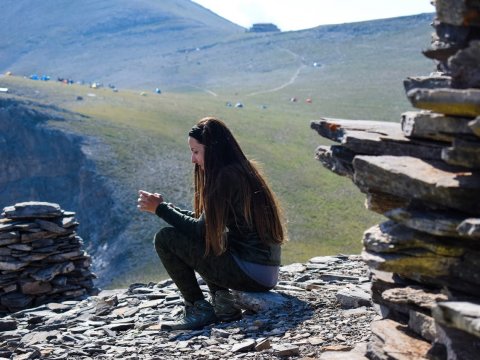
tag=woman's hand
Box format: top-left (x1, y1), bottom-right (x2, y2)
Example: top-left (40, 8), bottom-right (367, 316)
top-left (137, 190), bottom-right (164, 214)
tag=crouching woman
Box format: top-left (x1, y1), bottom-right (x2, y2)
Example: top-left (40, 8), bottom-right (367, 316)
top-left (138, 117), bottom-right (287, 330)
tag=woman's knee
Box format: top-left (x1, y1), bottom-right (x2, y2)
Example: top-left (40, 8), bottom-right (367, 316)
top-left (153, 227), bottom-right (177, 252)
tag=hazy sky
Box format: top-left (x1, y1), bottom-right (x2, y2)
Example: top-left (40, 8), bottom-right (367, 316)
top-left (192, 0), bottom-right (435, 31)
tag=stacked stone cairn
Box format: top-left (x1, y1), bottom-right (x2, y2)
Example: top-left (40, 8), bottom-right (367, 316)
top-left (0, 202), bottom-right (98, 313)
top-left (310, 1), bottom-right (480, 359)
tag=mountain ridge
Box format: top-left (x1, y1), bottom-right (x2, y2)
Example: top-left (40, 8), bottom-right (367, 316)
top-left (0, 1), bottom-right (434, 91)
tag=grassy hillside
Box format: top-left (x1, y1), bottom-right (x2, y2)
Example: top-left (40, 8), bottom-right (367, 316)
top-left (0, 71), bottom-right (401, 287)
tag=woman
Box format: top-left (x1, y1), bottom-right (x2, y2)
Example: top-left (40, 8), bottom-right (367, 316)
top-left (137, 117), bottom-right (286, 331)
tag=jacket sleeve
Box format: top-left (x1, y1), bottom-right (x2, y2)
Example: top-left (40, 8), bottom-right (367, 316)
top-left (169, 204), bottom-right (195, 217)
top-left (155, 202), bottom-right (205, 239)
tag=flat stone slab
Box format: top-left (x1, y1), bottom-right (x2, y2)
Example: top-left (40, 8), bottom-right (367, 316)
top-left (401, 111), bottom-right (475, 142)
top-left (384, 207), bottom-right (469, 238)
top-left (336, 285), bottom-right (372, 309)
top-left (2, 202), bottom-right (62, 219)
top-left (311, 119), bottom-right (444, 160)
top-left (382, 286), bottom-right (448, 312)
top-left (314, 145), bottom-right (355, 179)
top-left (367, 319), bottom-right (430, 360)
top-left (353, 155), bottom-right (480, 214)
top-left (362, 248), bottom-right (480, 296)
top-left (319, 342), bottom-right (368, 360)
top-left (442, 138), bottom-right (480, 169)
top-left (403, 75), bottom-right (452, 93)
top-left (365, 191), bottom-right (409, 215)
top-left (407, 88), bottom-right (480, 118)
top-left (433, 301), bottom-right (480, 338)
top-left (232, 291), bottom-right (289, 313)
top-left (363, 221), bottom-right (465, 257)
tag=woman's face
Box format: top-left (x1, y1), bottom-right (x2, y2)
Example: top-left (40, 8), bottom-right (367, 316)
top-left (188, 136), bottom-right (205, 170)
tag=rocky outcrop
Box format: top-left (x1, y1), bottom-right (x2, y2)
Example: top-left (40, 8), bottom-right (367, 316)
top-left (0, 202), bottom-right (99, 314)
top-left (0, 99), bottom-right (129, 286)
top-left (311, 0), bottom-right (480, 359)
top-left (0, 255), bottom-right (375, 359)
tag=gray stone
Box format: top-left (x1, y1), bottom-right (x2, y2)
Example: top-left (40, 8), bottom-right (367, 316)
top-left (21, 331), bottom-right (54, 346)
top-left (312, 118), bottom-right (444, 160)
top-left (314, 145), bottom-right (355, 178)
top-left (408, 310), bottom-right (437, 342)
top-left (401, 111), bottom-right (474, 142)
top-left (0, 259), bottom-right (29, 271)
top-left (435, 320), bottom-right (480, 360)
top-left (8, 243), bottom-right (32, 251)
top-left (0, 318), bottom-right (17, 331)
top-left (0, 292), bottom-right (33, 310)
top-left (365, 191), bottom-right (409, 214)
top-left (367, 319), bottom-right (431, 360)
top-left (385, 207), bottom-right (467, 237)
top-left (336, 286), bottom-right (372, 309)
top-left (20, 231), bottom-right (55, 243)
top-left (433, 301), bottom-right (480, 338)
top-left (442, 138), bottom-right (480, 168)
top-left (31, 262), bottom-right (75, 282)
top-left (309, 256), bottom-right (342, 264)
top-left (232, 291), bottom-right (288, 312)
top-left (35, 219), bottom-right (68, 234)
top-left (319, 273), bottom-right (361, 283)
top-left (280, 263), bottom-right (307, 273)
top-left (272, 343), bottom-right (300, 357)
top-left (255, 338), bottom-right (271, 351)
top-left (353, 155), bottom-right (480, 215)
top-left (0, 238), bottom-right (18, 246)
top-left (20, 280), bottom-right (53, 295)
top-left (231, 339), bottom-right (256, 352)
top-left (2, 202), bottom-right (62, 219)
top-left (319, 342), bottom-right (368, 360)
top-left (0, 231), bottom-right (19, 240)
top-left (407, 88), bottom-right (480, 118)
top-left (403, 76), bottom-right (452, 93)
top-left (363, 221), bottom-right (465, 256)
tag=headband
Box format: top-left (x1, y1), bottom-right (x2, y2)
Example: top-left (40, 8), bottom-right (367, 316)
top-left (188, 125), bottom-right (203, 143)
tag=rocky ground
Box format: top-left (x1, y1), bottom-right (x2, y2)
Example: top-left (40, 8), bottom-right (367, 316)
top-left (0, 255), bottom-right (377, 359)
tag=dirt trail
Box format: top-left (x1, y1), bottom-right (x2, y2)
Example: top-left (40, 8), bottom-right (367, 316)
top-left (247, 47), bottom-right (306, 97)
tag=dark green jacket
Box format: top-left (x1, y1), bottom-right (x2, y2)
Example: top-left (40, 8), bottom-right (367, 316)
top-left (155, 166), bottom-right (281, 266)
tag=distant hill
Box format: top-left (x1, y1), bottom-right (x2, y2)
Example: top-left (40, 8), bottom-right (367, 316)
top-left (0, 1), bottom-right (434, 92)
top-left (0, 0), bottom-right (243, 88)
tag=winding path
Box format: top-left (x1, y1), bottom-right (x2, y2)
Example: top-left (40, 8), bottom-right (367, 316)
top-left (247, 47), bottom-right (306, 97)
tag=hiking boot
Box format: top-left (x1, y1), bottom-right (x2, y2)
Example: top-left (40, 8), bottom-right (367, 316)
top-left (160, 299), bottom-right (217, 331)
top-left (212, 290), bottom-right (242, 322)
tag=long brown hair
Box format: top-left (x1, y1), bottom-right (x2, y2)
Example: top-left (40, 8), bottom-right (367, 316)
top-left (189, 117), bottom-right (286, 256)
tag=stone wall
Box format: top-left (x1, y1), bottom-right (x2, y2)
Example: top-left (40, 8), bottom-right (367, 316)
top-left (310, 0), bottom-right (480, 359)
top-left (0, 202), bottom-right (98, 313)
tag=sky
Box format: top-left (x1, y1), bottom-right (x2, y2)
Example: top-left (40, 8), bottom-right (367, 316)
top-left (192, 0), bottom-right (435, 31)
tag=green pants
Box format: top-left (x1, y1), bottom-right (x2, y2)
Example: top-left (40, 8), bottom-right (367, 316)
top-left (154, 227), bottom-right (270, 303)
